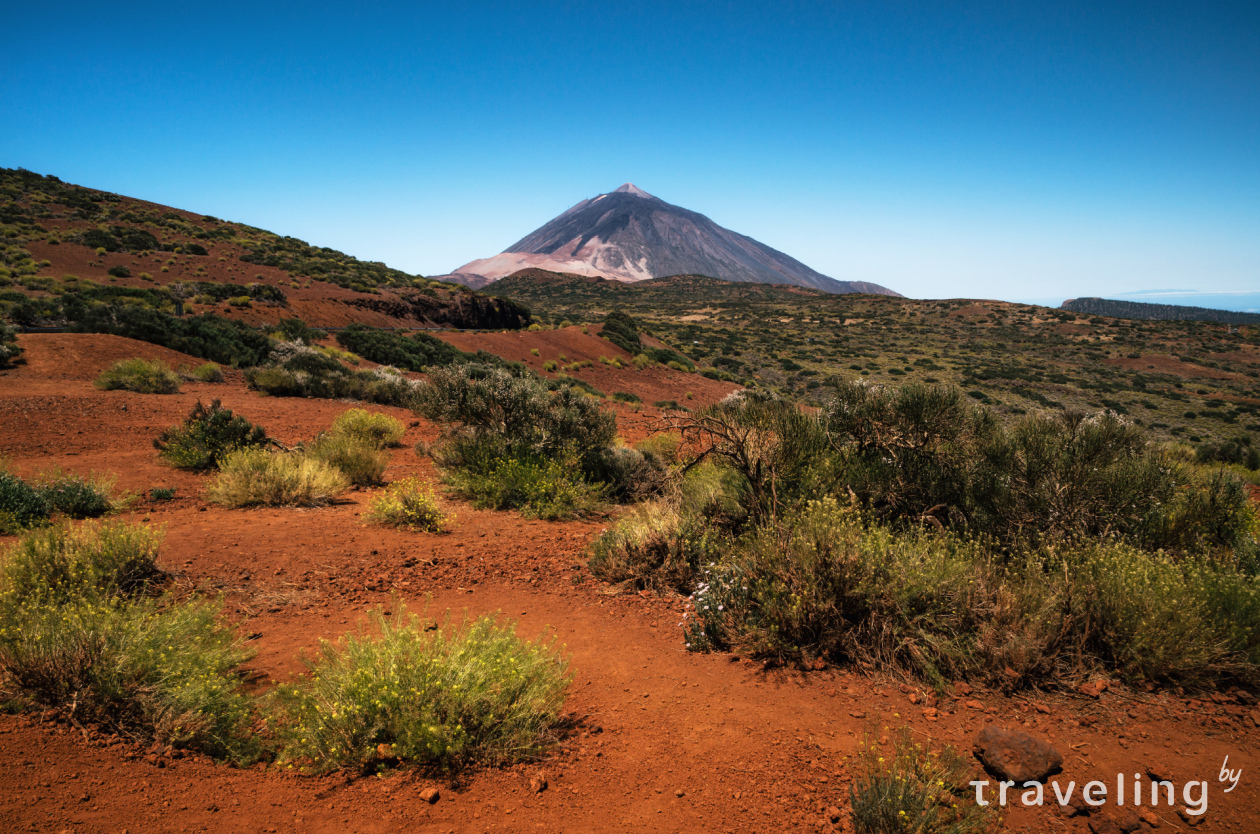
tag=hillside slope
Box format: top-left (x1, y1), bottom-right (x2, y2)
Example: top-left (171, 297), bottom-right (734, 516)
top-left (0, 168), bottom-right (528, 330)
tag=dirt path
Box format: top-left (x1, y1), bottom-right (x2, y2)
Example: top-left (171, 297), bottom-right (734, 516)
top-left (1, 335), bottom-right (1257, 833)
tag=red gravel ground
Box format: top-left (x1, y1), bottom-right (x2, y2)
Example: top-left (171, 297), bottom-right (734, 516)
top-left (0, 334), bottom-right (1256, 833)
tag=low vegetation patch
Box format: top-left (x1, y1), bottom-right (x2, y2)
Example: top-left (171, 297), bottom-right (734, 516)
top-left (364, 477), bottom-right (449, 531)
top-left (270, 603), bottom-right (571, 772)
top-left (94, 358), bottom-right (181, 394)
top-left (208, 448), bottom-right (348, 508)
top-left (0, 462), bottom-right (116, 533)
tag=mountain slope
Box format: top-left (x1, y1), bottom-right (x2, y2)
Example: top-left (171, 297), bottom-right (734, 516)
top-left (450, 184), bottom-right (900, 296)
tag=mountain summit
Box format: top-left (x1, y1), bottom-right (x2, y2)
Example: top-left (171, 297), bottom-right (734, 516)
top-left (446, 186), bottom-right (900, 296)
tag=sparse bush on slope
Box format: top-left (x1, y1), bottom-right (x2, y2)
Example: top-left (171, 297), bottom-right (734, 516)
top-left (94, 358), bottom-right (181, 394)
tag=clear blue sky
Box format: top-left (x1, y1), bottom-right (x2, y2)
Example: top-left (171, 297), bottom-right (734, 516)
top-left (4, 1), bottom-right (1257, 304)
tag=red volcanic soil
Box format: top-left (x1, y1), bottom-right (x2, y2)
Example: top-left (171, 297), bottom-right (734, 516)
top-left (1105, 354), bottom-right (1248, 381)
top-left (1, 334), bottom-right (1257, 834)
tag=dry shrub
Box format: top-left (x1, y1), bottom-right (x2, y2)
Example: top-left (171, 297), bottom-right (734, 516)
top-left (208, 448), bottom-right (348, 507)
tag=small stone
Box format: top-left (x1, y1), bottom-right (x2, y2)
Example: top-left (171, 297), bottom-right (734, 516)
top-left (1137, 808), bottom-right (1161, 828)
top-left (674, 789), bottom-right (685, 797)
top-left (1177, 807), bottom-right (1205, 827)
top-left (907, 692), bottom-right (920, 705)
top-left (922, 707), bottom-right (938, 720)
top-left (530, 774), bottom-right (549, 793)
top-left (1087, 819), bottom-right (1122, 834)
top-left (1078, 680), bottom-right (1109, 699)
top-left (973, 726), bottom-right (1063, 783)
top-left (849, 711), bottom-right (865, 719)
top-left (827, 806), bottom-right (842, 824)
top-left (1115, 808), bottom-right (1141, 832)
top-left (1250, 709), bottom-right (1260, 728)
top-left (420, 787), bottom-right (440, 804)
top-left (1033, 702), bottom-right (1051, 715)
top-left (965, 699), bottom-right (984, 710)
top-left (954, 681), bottom-right (973, 696)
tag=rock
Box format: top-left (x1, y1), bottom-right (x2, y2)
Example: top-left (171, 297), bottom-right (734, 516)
top-left (973, 727), bottom-right (1063, 783)
top-left (530, 774), bottom-right (549, 793)
top-left (907, 692), bottom-right (920, 704)
top-left (921, 707), bottom-right (938, 720)
top-left (1250, 708), bottom-right (1260, 728)
top-left (419, 787), bottom-right (440, 804)
top-left (827, 806), bottom-right (842, 824)
top-left (1061, 796), bottom-right (1088, 817)
top-left (1087, 819), bottom-right (1123, 834)
top-left (965, 699), bottom-right (984, 710)
top-left (954, 681), bottom-right (973, 696)
top-left (1033, 702), bottom-right (1051, 715)
top-left (1079, 680), bottom-right (1109, 699)
top-left (674, 789), bottom-right (685, 797)
top-left (1137, 808), bottom-right (1161, 827)
top-left (1177, 807), bottom-right (1205, 827)
top-left (1115, 808), bottom-right (1141, 832)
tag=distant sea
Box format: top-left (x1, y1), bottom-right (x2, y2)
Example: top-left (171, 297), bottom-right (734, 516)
top-left (1007, 291), bottom-right (1260, 314)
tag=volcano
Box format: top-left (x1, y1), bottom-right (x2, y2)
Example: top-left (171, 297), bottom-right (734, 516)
top-left (444, 184), bottom-right (900, 296)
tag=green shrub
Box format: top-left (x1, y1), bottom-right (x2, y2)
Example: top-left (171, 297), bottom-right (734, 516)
top-left (271, 603), bottom-right (570, 772)
top-left (94, 358), bottom-right (181, 394)
top-left (364, 477), bottom-right (449, 531)
top-left (306, 433), bottom-right (388, 486)
top-left (611, 391), bottom-right (641, 403)
top-left (329, 408), bottom-right (405, 448)
top-left (446, 449), bottom-right (605, 521)
top-left (70, 307), bottom-right (274, 368)
top-left (154, 399), bottom-right (270, 471)
top-left (413, 364), bottom-right (615, 474)
top-left (34, 469), bottom-right (113, 518)
top-left (270, 317), bottom-right (326, 344)
top-left (107, 265), bottom-right (131, 278)
top-left (601, 310), bottom-right (641, 355)
top-left (334, 324), bottom-right (466, 372)
top-left (684, 497), bottom-right (1260, 689)
top-left (150, 486), bottom-right (177, 501)
top-left (542, 360), bottom-right (557, 372)
top-left (0, 468), bottom-right (49, 533)
top-left (190, 362), bottom-right (224, 382)
top-left (208, 448), bottom-right (348, 507)
top-left (227, 296), bottom-right (251, 308)
top-left (849, 726), bottom-right (991, 834)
